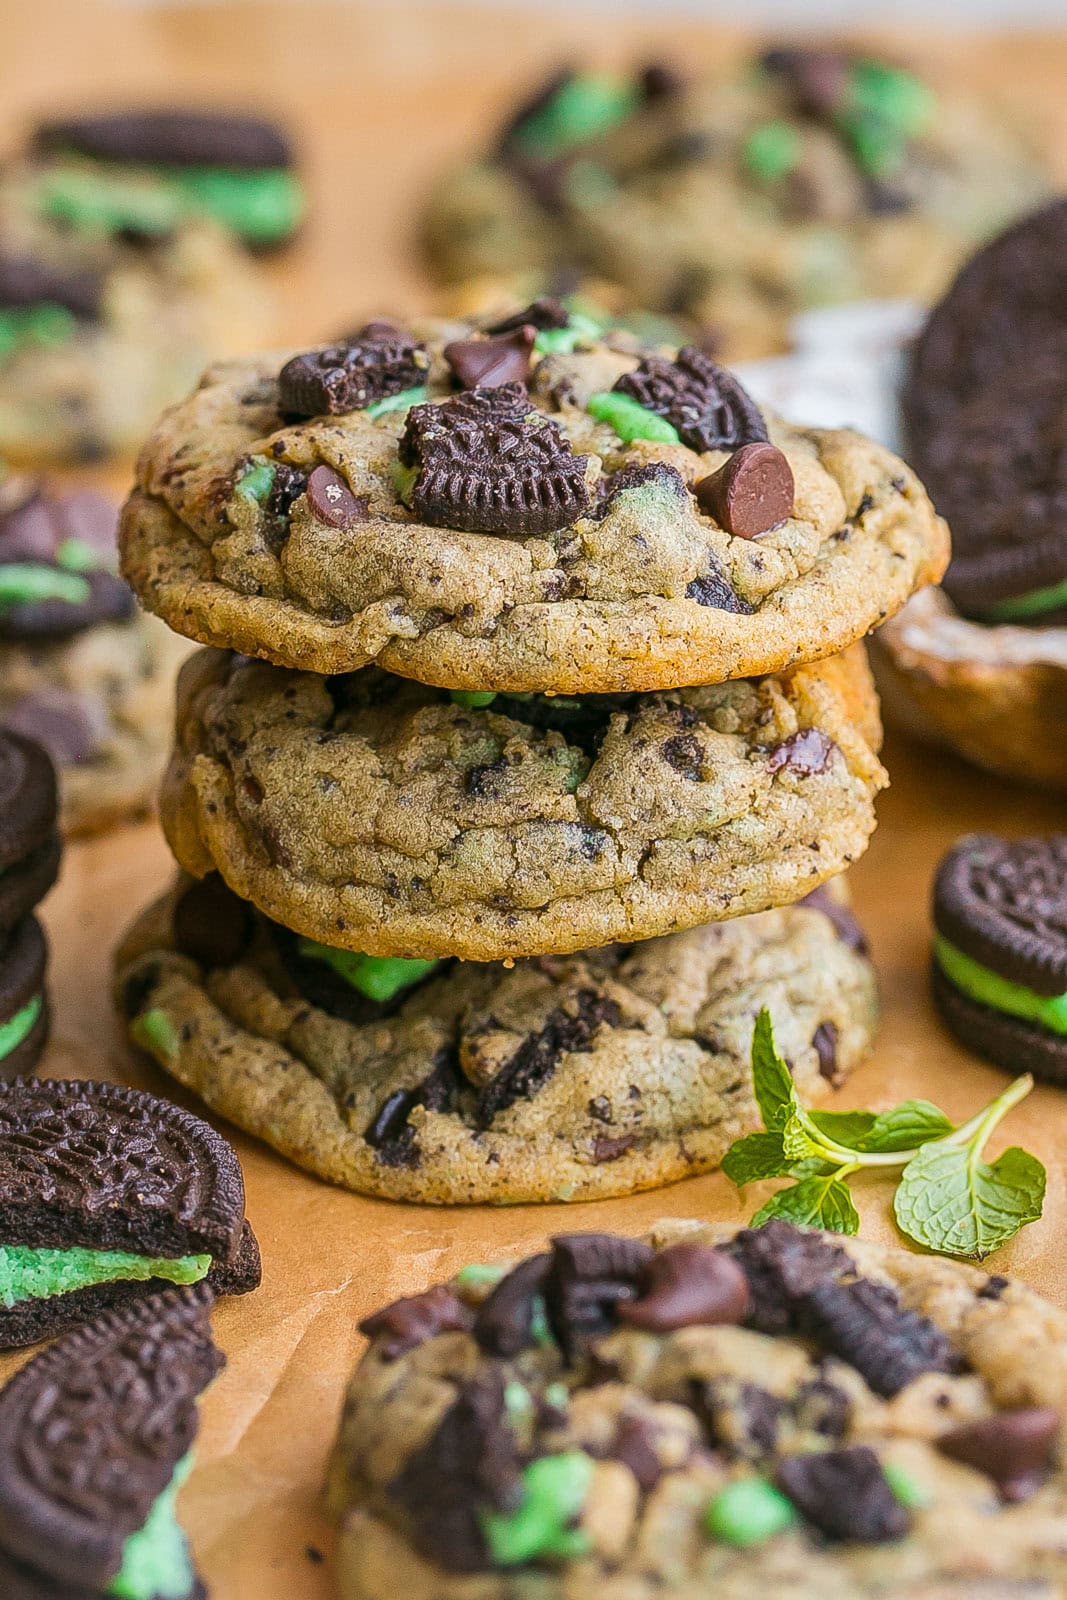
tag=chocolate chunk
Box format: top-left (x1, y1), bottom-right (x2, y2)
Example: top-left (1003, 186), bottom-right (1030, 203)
top-left (360, 1284), bottom-right (474, 1360)
top-left (618, 1243), bottom-right (749, 1333)
top-left (800, 885), bottom-right (869, 954)
top-left (613, 348), bottom-right (768, 454)
top-left (365, 1047), bottom-right (463, 1167)
top-left (802, 1276), bottom-right (959, 1398)
top-left (173, 873), bottom-right (254, 968)
top-left (475, 988), bottom-right (619, 1127)
top-left (0, 1286), bottom-right (224, 1593)
top-left (640, 62), bottom-right (685, 100)
top-left (694, 443), bottom-right (794, 537)
top-left (474, 1252), bottom-right (552, 1357)
top-left (937, 1408), bottom-right (1060, 1502)
top-left (776, 1446), bottom-right (910, 1542)
top-left (686, 568), bottom-right (754, 613)
top-left (768, 728), bottom-right (835, 777)
top-left (0, 731), bottom-right (58, 872)
top-left (0, 253), bottom-right (102, 320)
top-left (611, 1413), bottom-right (666, 1490)
top-left (388, 1371), bottom-right (519, 1572)
top-left (545, 1232), bottom-right (654, 1357)
top-left (444, 326), bottom-right (536, 389)
top-left (305, 464), bottom-right (368, 529)
top-left (591, 1132), bottom-right (637, 1163)
top-left (278, 326), bottom-right (429, 417)
top-left (933, 834), bottom-right (1067, 995)
top-left (485, 297), bottom-right (569, 335)
top-left (398, 384), bottom-right (591, 536)
top-left (36, 108), bottom-right (293, 169)
top-left (661, 732), bottom-right (704, 780)
top-left (813, 1021), bottom-right (839, 1083)
top-left (726, 1220), bottom-right (853, 1336)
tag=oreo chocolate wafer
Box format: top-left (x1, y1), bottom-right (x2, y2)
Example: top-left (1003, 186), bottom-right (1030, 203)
top-left (33, 107), bottom-right (303, 250)
top-left (932, 834), bottom-right (1067, 1083)
top-left (0, 1077), bottom-right (260, 1346)
top-left (904, 199), bottom-right (1067, 624)
top-left (0, 1283), bottom-right (220, 1599)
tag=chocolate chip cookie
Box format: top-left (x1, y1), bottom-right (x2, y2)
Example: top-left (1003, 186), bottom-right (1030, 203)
top-left (160, 641), bottom-right (885, 962)
top-left (0, 159), bottom-right (269, 464)
top-left (422, 52), bottom-right (1048, 359)
top-left (328, 1218), bottom-right (1067, 1597)
top-left (0, 478), bottom-right (191, 834)
top-left (115, 874), bottom-right (877, 1203)
top-left (120, 315), bottom-right (946, 690)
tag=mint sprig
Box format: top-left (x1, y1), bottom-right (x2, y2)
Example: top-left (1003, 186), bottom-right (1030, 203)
top-left (724, 1010), bottom-right (1045, 1260)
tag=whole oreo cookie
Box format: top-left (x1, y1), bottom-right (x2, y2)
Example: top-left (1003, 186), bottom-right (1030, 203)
top-left (35, 107), bottom-right (293, 170)
top-left (905, 200), bottom-right (1067, 622)
top-left (0, 834), bottom-right (60, 939)
top-left (0, 731), bottom-right (58, 873)
top-left (0, 1284), bottom-right (221, 1598)
top-left (932, 834), bottom-right (1067, 1082)
top-left (0, 915), bottom-right (49, 1081)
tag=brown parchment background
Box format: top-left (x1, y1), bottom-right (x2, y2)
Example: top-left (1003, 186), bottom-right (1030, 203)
top-left (3, 5), bottom-right (1067, 1595)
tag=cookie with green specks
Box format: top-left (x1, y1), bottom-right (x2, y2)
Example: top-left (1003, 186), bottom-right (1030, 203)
top-left (115, 872), bottom-right (876, 1204)
top-left (119, 315), bottom-right (947, 691)
top-left (159, 641), bottom-right (885, 962)
top-left (422, 51), bottom-right (1049, 360)
top-left (328, 1217), bottom-right (1067, 1598)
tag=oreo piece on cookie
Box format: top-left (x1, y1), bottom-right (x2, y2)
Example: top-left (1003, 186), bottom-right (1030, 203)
top-left (613, 347), bottom-right (769, 454)
top-left (932, 834), bottom-right (1067, 1084)
top-left (0, 1077), bottom-right (261, 1346)
top-left (279, 325), bottom-right (430, 418)
top-left (398, 383), bottom-right (592, 535)
top-left (0, 1283), bottom-right (220, 1599)
top-left (904, 200), bottom-right (1067, 623)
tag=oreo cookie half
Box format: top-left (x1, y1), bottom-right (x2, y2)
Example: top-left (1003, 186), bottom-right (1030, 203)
top-left (905, 200), bottom-right (1067, 623)
top-left (0, 833), bottom-right (60, 939)
top-left (0, 732), bottom-right (58, 873)
top-left (932, 834), bottom-right (1067, 1082)
top-left (0, 1077), bottom-right (261, 1345)
top-left (0, 1284), bottom-right (220, 1598)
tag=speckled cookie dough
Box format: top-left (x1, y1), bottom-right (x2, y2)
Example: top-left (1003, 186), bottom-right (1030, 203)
top-left (115, 875), bottom-right (877, 1203)
top-left (119, 316), bottom-right (947, 691)
top-left (328, 1218), bottom-right (1067, 1597)
top-left (160, 641), bottom-right (885, 962)
top-left (423, 52), bottom-right (1049, 359)
top-left (0, 160), bottom-right (269, 465)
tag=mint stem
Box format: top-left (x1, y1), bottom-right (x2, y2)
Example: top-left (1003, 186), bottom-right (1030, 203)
top-left (798, 1075), bottom-right (1035, 1172)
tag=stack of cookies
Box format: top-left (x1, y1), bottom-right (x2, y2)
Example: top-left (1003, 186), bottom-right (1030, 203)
top-left (114, 304), bottom-right (948, 1203)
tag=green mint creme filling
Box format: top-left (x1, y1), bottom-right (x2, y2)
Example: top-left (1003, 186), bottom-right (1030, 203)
top-left (296, 940), bottom-right (440, 1002)
top-left (107, 1453), bottom-right (196, 1600)
top-left (969, 575), bottom-right (1067, 623)
top-left (0, 994), bottom-right (42, 1060)
top-left (0, 304), bottom-right (78, 358)
top-left (165, 167), bottom-right (303, 246)
top-left (935, 935), bottom-right (1067, 1036)
top-left (511, 74), bottom-right (640, 160)
top-left (586, 391), bottom-right (680, 444)
top-left (0, 564), bottom-right (92, 610)
top-left (0, 1244), bottom-right (210, 1309)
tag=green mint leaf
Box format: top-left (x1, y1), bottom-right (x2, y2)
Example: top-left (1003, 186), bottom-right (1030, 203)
top-left (751, 1174), bottom-right (860, 1235)
top-left (808, 1109), bottom-right (878, 1146)
top-left (721, 1131), bottom-right (790, 1186)
top-left (788, 1157), bottom-right (840, 1180)
top-left (858, 1101), bottom-right (954, 1153)
top-left (750, 1009), bottom-right (797, 1132)
top-left (782, 1112), bottom-right (823, 1163)
top-left (894, 1143), bottom-right (1046, 1260)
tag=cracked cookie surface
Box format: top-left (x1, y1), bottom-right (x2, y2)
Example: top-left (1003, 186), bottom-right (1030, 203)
top-left (114, 877), bottom-right (877, 1203)
top-left (120, 318), bottom-right (946, 691)
top-left (161, 642), bottom-right (885, 961)
top-left (328, 1218), bottom-right (1067, 1596)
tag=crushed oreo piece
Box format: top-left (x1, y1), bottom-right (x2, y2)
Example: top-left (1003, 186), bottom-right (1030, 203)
top-left (686, 568), bottom-right (754, 613)
top-left (793, 1375), bottom-right (853, 1438)
top-left (475, 988), bottom-right (619, 1127)
top-left (698, 1378), bottom-right (785, 1461)
top-left (444, 326), bottom-right (536, 389)
top-left (776, 1446), bottom-right (910, 1542)
top-left (613, 347), bottom-right (768, 453)
top-left (802, 1276), bottom-right (959, 1399)
top-left (545, 1232), bottom-right (654, 1357)
top-left (36, 108), bottom-right (293, 170)
top-left (360, 1284), bottom-right (474, 1360)
top-left (365, 1047), bottom-right (463, 1167)
top-left (474, 1252), bottom-right (551, 1357)
top-left (278, 325), bottom-right (429, 417)
top-left (726, 1221), bottom-right (854, 1336)
top-left (399, 384), bottom-right (591, 535)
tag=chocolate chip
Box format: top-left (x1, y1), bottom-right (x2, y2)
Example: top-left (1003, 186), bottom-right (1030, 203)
top-left (305, 464), bottom-right (368, 529)
top-left (813, 1021), bottom-right (839, 1083)
top-left (617, 1243), bottom-right (750, 1333)
top-left (444, 327), bottom-right (536, 389)
top-left (938, 1408), bottom-right (1060, 1502)
top-left (640, 62), bottom-right (685, 100)
top-left (767, 728), bottom-right (835, 777)
top-left (613, 348), bottom-right (768, 454)
top-left (278, 325), bottom-right (429, 417)
top-left (475, 988), bottom-right (619, 1127)
top-left (978, 1275), bottom-right (1010, 1301)
top-left (399, 384), bottom-right (590, 536)
top-left (360, 1284), bottom-right (474, 1360)
top-left (474, 1252), bottom-right (551, 1357)
top-left (172, 874), bottom-right (253, 968)
top-left (611, 1413), bottom-right (666, 1491)
top-left (694, 443), bottom-right (794, 538)
top-left (685, 569), bottom-right (754, 613)
top-left (776, 1446), bottom-right (910, 1543)
top-left (661, 732), bottom-right (703, 780)
top-left (591, 1133), bottom-right (637, 1163)
top-left (485, 298), bottom-right (569, 336)
top-left (546, 1232), bottom-right (654, 1357)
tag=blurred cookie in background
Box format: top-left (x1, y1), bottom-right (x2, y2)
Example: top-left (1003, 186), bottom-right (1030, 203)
top-left (422, 48), bottom-right (1049, 359)
top-left (0, 472), bottom-right (189, 833)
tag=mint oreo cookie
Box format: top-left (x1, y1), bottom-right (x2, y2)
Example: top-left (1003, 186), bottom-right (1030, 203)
top-left (932, 834), bottom-right (1067, 1082)
top-left (0, 1283), bottom-right (220, 1599)
top-left (0, 1077), bottom-right (260, 1345)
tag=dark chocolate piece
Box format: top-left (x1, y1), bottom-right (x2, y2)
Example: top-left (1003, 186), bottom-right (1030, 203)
top-left (937, 1407), bottom-right (1060, 1502)
top-left (278, 326), bottom-right (429, 418)
top-left (617, 1242), bottom-right (750, 1333)
top-left (304, 464), bottom-right (368, 529)
top-left (444, 327), bottom-right (536, 389)
top-left (694, 442), bottom-right (794, 537)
